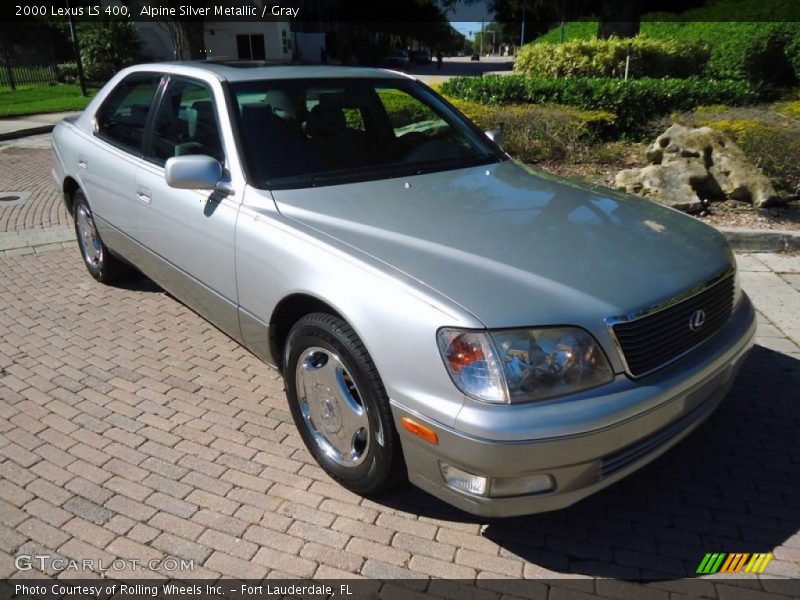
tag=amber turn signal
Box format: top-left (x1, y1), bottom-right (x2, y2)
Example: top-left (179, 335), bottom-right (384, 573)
top-left (401, 417), bottom-right (439, 445)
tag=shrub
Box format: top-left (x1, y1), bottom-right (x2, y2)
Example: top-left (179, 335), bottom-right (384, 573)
top-left (443, 96), bottom-right (615, 162)
top-left (56, 63), bottom-right (78, 84)
top-left (515, 36), bottom-right (709, 79)
top-left (440, 75), bottom-right (775, 136)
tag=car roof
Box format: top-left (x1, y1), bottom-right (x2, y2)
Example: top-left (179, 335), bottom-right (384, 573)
top-left (129, 61), bottom-right (411, 83)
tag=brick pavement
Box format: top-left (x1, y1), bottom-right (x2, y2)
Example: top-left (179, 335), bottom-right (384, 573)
top-left (1, 136), bottom-right (799, 597)
top-left (0, 143), bottom-right (70, 233)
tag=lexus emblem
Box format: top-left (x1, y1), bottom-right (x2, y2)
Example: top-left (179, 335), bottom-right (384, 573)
top-left (689, 309), bottom-right (706, 331)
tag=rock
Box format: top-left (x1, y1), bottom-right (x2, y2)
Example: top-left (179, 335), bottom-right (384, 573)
top-left (616, 124), bottom-right (780, 212)
top-left (615, 159), bottom-right (707, 213)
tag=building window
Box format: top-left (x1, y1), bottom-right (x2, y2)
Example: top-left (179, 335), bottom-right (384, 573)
top-left (236, 34), bottom-right (265, 60)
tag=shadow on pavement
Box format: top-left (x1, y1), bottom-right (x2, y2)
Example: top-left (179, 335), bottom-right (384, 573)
top-left (112, 273), bottom-right (163, 293)
top-left (377, 345), bottom-right (800, 580)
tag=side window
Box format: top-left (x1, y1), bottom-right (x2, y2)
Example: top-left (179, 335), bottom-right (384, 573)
top-left (95, 74), bottom-right (162, 153)
top-left (148, 78), bottom-right (225, 165)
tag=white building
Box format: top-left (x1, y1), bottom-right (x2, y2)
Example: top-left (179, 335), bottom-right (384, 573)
top-left (136, 20), bottom-right (293, 62)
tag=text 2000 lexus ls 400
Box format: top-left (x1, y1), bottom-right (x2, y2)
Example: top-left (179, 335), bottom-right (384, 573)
top-left (52, 62), bottom-right (755, 516)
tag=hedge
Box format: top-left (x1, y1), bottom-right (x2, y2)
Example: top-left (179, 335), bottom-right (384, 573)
top-left (439, 75), bottom-right (776, 135)
top-left (515, 37), bottom-right (710, 79)
top-left (530, 1), bottom-right (800, 86)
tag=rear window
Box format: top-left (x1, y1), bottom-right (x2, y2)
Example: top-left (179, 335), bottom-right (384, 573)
top-left (95, 74), bottom-right (162, 153)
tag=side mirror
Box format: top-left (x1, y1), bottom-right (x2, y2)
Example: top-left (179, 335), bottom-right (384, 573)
top-left (165, 155), bottom-right (233, 194)
top-left (485, 129), bottom-right (503, 147)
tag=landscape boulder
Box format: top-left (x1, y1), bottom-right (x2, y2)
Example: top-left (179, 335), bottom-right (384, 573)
top-left (615, 124), bottom-right (778, 212)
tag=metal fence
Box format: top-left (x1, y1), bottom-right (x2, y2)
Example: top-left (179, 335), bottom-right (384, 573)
top-left (0, 51), bottom-right (60, 89)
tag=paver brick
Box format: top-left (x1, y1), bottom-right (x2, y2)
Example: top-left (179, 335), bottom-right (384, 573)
top-left (62, 495), bottom-right (114, 524)
top-left (300, 541), bottom-right (365, 572)
top-left (103, 476), bottom-right (152, 502)
top-left (197, 528), bottom-right (258, 560)
top-left (64, 476), bottom-right (114, 506)
top-left (23, 498), bottom-right (72, 527)
top-left (104, 494), bottom-right (157, 521)
top-left (392, 531), bottom-right (457, 561)
top-left (287, 519), bottom-right (349, 549)
top-left (408, 554), bottom-right (476, 579)
top-left (243, 525), bottom-right (304, 555)
top-left (191, 509), bottom-right (249, 537)
top-left (146, 491), bottom-right (197, 518)
top-left (252, 546), bottom-right (317, 577)
top-left (346, 537), bottom-right (411, 566)
top-left (184, 489), bottom-right (238, 515)
top-left (205, 550), bottom-right (267, 579)
top-left (17, 517), bottom-right (71, 549)
top-left (148, 512), bottom-right (204, 541)
top-left (152, 532), bottom-right (213, 563)
top-left (63, 516), bottom-right (116, 548)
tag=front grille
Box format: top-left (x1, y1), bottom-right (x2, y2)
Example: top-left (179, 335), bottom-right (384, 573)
top-left (610, 271), bottom-right (735, 377)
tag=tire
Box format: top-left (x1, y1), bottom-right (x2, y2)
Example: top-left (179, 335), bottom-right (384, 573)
top-left (72, 189), bottom-right (128, 284)
top-left (284, 312), bottom-right (404, 495)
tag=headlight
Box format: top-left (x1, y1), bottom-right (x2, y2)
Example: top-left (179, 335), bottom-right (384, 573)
top-left (438, 327), bottom-right (613, 404)
top-left (436, 330), bottom-right (507, 403)
top-left (724, 244), bottom-right (743, 307)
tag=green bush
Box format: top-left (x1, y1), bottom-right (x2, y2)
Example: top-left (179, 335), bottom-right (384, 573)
top-left (440, 75), bottom-right (775, 135)
top-left (444, 96), bottom-right (615, 162)
top-left (515, 36), bottom-right (709, 79)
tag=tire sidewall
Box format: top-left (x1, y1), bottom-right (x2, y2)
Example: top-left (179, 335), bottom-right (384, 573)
top-left (72, 190), bottom-right (107, 282)
top-left (284, 317), bottom-right (395, 493)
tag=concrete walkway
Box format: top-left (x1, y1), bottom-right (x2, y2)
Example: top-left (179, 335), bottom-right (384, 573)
top-left (0, 111), bottom-right (81, 141)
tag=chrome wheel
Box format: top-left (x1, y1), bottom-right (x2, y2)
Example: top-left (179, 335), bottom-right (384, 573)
top-left (295, 346), bottom-right (373, 467)
top-left (76, 204), bottom-right (102, 268)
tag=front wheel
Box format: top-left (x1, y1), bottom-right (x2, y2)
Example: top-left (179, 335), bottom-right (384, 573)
top-left (284, 313), bottom-right (404, 495)
top-left (72, 189), bottom-right (128, 284)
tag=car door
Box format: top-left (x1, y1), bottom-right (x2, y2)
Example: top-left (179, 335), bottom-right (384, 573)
top-left (134, 75), bottom-right (241, 340)
top-left (82, 72), bottom-right (163, 258)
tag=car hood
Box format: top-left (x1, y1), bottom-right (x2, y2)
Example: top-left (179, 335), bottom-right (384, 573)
top-left (272, 160), bottom-right (731, 329)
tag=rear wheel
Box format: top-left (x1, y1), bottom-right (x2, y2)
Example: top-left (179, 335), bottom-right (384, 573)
top-left (284, 313), bottom-right (404, 494)
top-left (73, 189), bottom-right (128, 284)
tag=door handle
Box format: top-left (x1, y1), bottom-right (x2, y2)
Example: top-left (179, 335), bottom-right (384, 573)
top-left (136, 187), bottom-right (151, 204)
top-left (78, 156), bottom-right (87, 169)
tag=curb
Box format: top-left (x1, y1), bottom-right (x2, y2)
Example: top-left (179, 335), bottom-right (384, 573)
top-left (719, 227), bottom-right (800, 253)
top-left (0, 124), bottom-right (56, 142)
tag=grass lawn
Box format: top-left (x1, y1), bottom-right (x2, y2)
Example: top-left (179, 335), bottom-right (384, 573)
top-left (0, 84), bottom-right (97, 118)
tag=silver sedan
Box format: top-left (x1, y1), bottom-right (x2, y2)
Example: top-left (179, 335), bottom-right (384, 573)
top-left (52, 62), bottom-right (755, 516)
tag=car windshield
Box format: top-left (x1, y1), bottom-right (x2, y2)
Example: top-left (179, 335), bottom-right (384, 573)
top-left (229, 78), bottom-right (503, 189)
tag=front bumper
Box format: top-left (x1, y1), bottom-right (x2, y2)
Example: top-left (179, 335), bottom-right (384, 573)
top-left (391, 296), bottom-right (756, 517)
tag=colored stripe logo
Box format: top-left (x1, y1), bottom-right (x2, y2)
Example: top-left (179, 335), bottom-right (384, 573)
top-left (696, 553), bottom-right (773, 574)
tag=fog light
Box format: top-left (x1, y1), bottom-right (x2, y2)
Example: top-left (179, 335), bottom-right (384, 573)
top-left (489, 474), bottom-right (554, 497)
top-left (440, 463), bottom-right (487, 496)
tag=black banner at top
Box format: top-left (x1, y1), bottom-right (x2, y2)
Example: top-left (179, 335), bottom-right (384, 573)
top-left (1, 0), bottom-right (799, 23)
